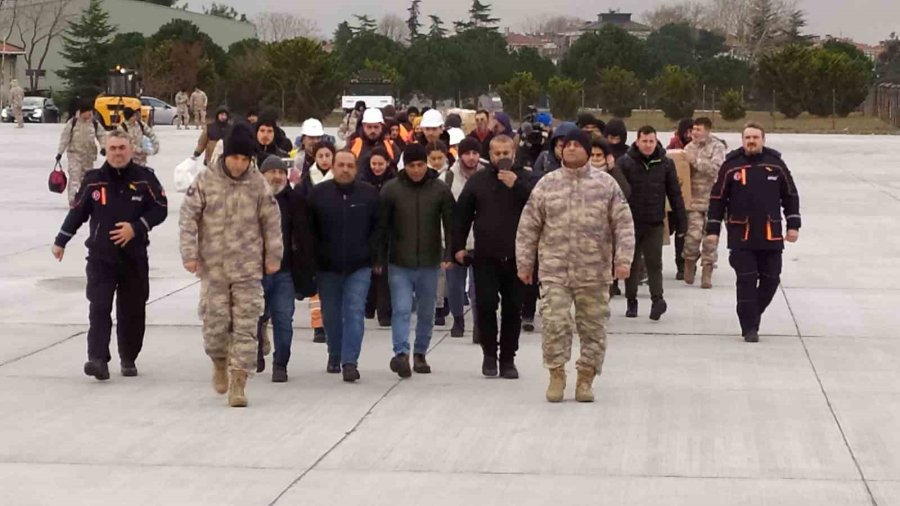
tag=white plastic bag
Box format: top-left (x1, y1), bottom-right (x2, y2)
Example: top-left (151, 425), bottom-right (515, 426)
top-left (174, 157), bottom-right (200, 193)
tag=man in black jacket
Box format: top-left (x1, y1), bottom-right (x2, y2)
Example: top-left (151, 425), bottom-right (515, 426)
top-left (706, 123), bottom-right (801, 343)
top-left (51, 131), bottom-right (168, 380)
top-left (256, 156), bottom-right (296, 382)
top-left (454, 135), bottom-right (533, 379)
top-left (617, 126), bottom-right (687, 320)
top-left (308, 150), bottom-right (381, 382)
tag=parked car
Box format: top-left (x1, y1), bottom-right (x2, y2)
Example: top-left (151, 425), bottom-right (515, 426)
top-left (1, 96), bottom-right (60, 123)
top-left (140, 96), bottom-right (177, 126)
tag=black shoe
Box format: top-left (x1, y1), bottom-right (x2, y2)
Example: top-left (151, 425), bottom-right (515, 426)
top-left (464, 294), bottom-right (470, 306)
top-left (676, 270), bottom-right (685, 281)
top-left (522, 317), bottom-right (535, 332)
top-left (84, 360), bottom-right (110, 381)
top-left (378, 317), bottom-right (392, 327)
top-left (472, 327), bottom-right (481, 344)
top-left (413, 353), bottom-right (432, 374)
top-left (439, 299), bottom-right (450, 317)
top-left (365, 310), bottom-right (375, 320)
top-left (434, 313), bottom-right (446, 326)
top-left (611, 281), bottom-right (622, 296)
top-left (650, 298), bottom-right (668, 321)
top-left (390, 353), bottom-right (412, 378)
top-left (482, 356), bottom-right (498, 377)
top-left (313, 327), bottom-right (327, 343)
top-left (327, 356), bottom-right (341, 374)
top-left (342, 363), bottom-right (361, 382)
top-left (272, 365), bottom-right (288, 383)
top-left (451, 316), bottom-right (465, 337)
top-left (626, 299), bottom-right (638, 318)
top-left (120, 360), bottom-right (138, 377)
top-left (256, 343), bottom-right (265, 373)
top-left (744, 330), bottom-right (760, 343)
top-left (499, 360), bottom-right (519, 380)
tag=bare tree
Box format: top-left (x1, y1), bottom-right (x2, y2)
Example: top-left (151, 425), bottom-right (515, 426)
top-left (378, 14), bottom-right (409, 43)
top-left (14, 0), bottom-right (73, 90)
top-left (0, 0), bottom-right (20, 108)
top-left (519, 15), bottom-right (585, 34)
top-left (254, 12), bottom-right (321, 43)
top-left (641, 1), bottom-right (708, 30)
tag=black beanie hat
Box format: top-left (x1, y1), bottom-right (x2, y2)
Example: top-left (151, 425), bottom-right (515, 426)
top-left (445, 113), bottom-right (462, 129)
top-left (458, 137), bottom-right (481, 156)
top-left (403, 143), bottom-right (427, 165)
top-left (224, 122), bottom-right (257, 159)
top-left (563, 129), bottom-right (592, 157)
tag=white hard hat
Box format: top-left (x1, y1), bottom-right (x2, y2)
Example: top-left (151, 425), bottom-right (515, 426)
top-left (301, 118), bottom-right (324, 137)
top-left (448, 128), bottom-right (465, 146)
top-left (362, 108), bottom-right (384, 124)
top-left (420, 109), bottom-right (444, 128)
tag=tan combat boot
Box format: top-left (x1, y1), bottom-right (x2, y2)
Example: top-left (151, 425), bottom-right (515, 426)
top-left (228, 370), bottom-right (248, 407)
top-left (212, 358), bottom-right (228, 395)
top-left (546, 367), bottom-right (566, 403)
top-left (701, 265), bottom-right (714, 289)
top-left (683, 259), bottom-right (697, 285)
top-left (575, 368), bottom-right (596, 402)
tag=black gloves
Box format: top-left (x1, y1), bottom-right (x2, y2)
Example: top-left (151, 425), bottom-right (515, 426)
top-left (100, 148), bottom-right (106, 157)
top-left (55, 153), bottom-right (62, 162)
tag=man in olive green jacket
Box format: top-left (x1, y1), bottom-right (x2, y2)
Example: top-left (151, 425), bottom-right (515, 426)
top-left (378, 143), bottom-right (454, 378)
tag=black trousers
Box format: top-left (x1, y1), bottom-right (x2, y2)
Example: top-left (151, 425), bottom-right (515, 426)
top-left (625, 224), bottom-right (665, 300)
top-left (366, 267), bottom-right (392, 321)
top-left (728, 250), bottom-right (783, 335)
top-left (668, 211), bottom-right (685, 271)
top-left (86, 255), bottom-right (149, 363)
top-left (521, 261), bottom-right (539, 319)
top-left (473, 257), bottom-right (524, 362)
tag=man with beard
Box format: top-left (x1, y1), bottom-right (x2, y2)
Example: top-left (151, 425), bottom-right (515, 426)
top-left (706, 123), bottom-right (801, 343)
top-left (468, 109), bottom-right (494, 160)
top-left (256, 157), bottom-right (295, 382)
top-left (350, 108), bottom-right (399, 172)
top-left (292, 118), bottom-right (325, 184)
top-left (256, 114), bottom-right (289, 163)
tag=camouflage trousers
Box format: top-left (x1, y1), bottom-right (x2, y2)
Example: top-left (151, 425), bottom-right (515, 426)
top-left (14, 106), bottom-right (23, 127)
top-left (193, 109), bottom-right (206, 129)
top-left (199, 278), bottom-right (264, 374)
top-left (67, 156), bottom-right (93, 205)
top-left (683, 210), bottom-right (719, 266)
top-left (176, 107), bottom-right (189, 128)
top-left (540, 282), bottom-right (610, 375)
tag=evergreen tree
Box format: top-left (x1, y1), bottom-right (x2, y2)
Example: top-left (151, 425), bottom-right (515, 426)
top-left (747, 0), bottom-right (777, 60)
top-left (781, 9), bottom-right (812, 45)
top-left (428, 15), bottom-right (448, 39)
top-left (57, 0), bottom-right (117, 98)
top-left (406, 0), bottom-right (422, 41)
top-left (333, 22), bottom-right (354, 53)
top-left (353, 15), bottom-right (377, 34)
top-left (469, 0), bottom-right (499, 29)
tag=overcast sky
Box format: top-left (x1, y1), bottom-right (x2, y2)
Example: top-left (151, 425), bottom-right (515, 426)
top-left (190, 0), bottom-right (898, 45)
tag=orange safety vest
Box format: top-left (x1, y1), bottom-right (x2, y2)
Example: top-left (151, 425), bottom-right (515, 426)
top-left (351, 137), bottom-right (396, 162)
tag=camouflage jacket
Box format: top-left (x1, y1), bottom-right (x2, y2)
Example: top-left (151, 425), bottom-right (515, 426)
top-left (175, 92), bottom-right (189, 108)
top-left (683, 136), bottom-right (726, 211)
top-left (179, 159), bottom-right (283, 282)
top-left (516, 162), bottom-right (635, 287)
top-left (189, 90), bottom-right (207, 109)
top-left (118, 120), bottom-right (159, 158)
top-left (9, 86), bottom-right (24, 107)
top-left (57, 118), bottom-right (105, 160)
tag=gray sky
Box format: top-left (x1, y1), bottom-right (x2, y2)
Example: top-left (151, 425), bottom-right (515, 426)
top-left (191, 0), bottom-right (898, 45)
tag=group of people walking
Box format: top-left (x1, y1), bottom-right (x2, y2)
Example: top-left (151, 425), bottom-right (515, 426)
top-left (48, 99), bottom-right (801, 407)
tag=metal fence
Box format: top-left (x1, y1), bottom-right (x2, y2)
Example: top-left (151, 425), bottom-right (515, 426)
top-left (866, 83), bottom-right (900, 127)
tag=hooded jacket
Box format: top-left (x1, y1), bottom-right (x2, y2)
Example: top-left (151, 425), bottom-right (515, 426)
top-left (194, 106), bottom-right (231, 165)
top-left (617, 143), bottom-right (687, 233)
top-left (533, 122), bottom-right (578, 176)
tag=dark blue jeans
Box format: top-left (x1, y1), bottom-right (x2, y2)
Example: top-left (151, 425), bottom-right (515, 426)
top-left (446, 264), bottom-right (476, 323)
top-left (389, 265), bottom-right (439, 356)
top-left (261, 271), bottom-right (296, 368)
top-left (317, 268), bottom-right (372, 366)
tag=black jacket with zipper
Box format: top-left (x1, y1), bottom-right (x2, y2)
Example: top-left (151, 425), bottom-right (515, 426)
top-left (453, 163), bottom-right (534, 260)
top-left (307, 179), bottom-right (381, 275)
top-left (54, 162), bottom-right (167, 263)
top-left (707, 147), bottom-right (801, 251)
top-left (617, 143), bottom-right (687, 233)
top-left (378, 170), bottom-right (454, 269)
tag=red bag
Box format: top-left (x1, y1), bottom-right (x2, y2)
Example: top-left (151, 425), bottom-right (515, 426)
top-left (48, 162), bottom-right (67, 194)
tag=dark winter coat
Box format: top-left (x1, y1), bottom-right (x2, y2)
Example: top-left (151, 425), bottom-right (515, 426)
top-left (307, 180), bottom-right (381, 275)
top-left (617, 143), bottom-right (687, 233)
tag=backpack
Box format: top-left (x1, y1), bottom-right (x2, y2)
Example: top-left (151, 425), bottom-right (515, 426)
top-left (67, 117), bottom-right (101, 147)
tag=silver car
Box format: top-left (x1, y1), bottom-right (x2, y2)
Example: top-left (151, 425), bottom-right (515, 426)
top-left (140, 96), bottom-right (177, 126)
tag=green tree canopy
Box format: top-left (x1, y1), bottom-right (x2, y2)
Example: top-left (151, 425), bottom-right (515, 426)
top-left (547, 76), bottom-right (583, 120)
top-left (265, 37), bottom-right (345, 120)
top-left (651, 65), bottom-right (697, 120)
top-left (497, 72), bottom-right (541, 120)
top-left (511, 47), bottom-right (557, 86)
top-left (57, 0), bottom-right (117, 98)
top-left (757, 44), bottom-right (814, 118)
top-left (596, 66), bottom-right (641, 117)
top-left (562, 25), bottom-right (652, 81)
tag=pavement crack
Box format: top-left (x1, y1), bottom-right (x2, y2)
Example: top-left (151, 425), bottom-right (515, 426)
top-left (781, 284), bottom-right (879, 506)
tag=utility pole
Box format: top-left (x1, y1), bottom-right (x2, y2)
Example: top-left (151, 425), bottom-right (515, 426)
top-left (832, 88), bottom-right (837, 130)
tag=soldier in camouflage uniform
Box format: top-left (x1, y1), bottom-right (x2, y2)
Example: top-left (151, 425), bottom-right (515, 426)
top-left (9, 79), bottom-right (25, 128)
top-left (118, 107), bottom-right (159, 166)
top-left (174, 89), bottom-right (190, 129)
top-left (56, 100), bottom-right (106, 205)
top-left (179, 122), bottom-right (283, 408)
top-left (682, 117), bottom-right (727, 288)
top-left (189, 87), bottom-right (208, 129)
top-left (517, 130), bottom-right (635, 403)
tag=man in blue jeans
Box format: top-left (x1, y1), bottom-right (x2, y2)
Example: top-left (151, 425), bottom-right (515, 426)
top-left (308, 150), bottom-right (381, 382)
top-left (378, 143), bottom-right (454, 378)
top-left (257, 156), bottom-right (295, 382)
